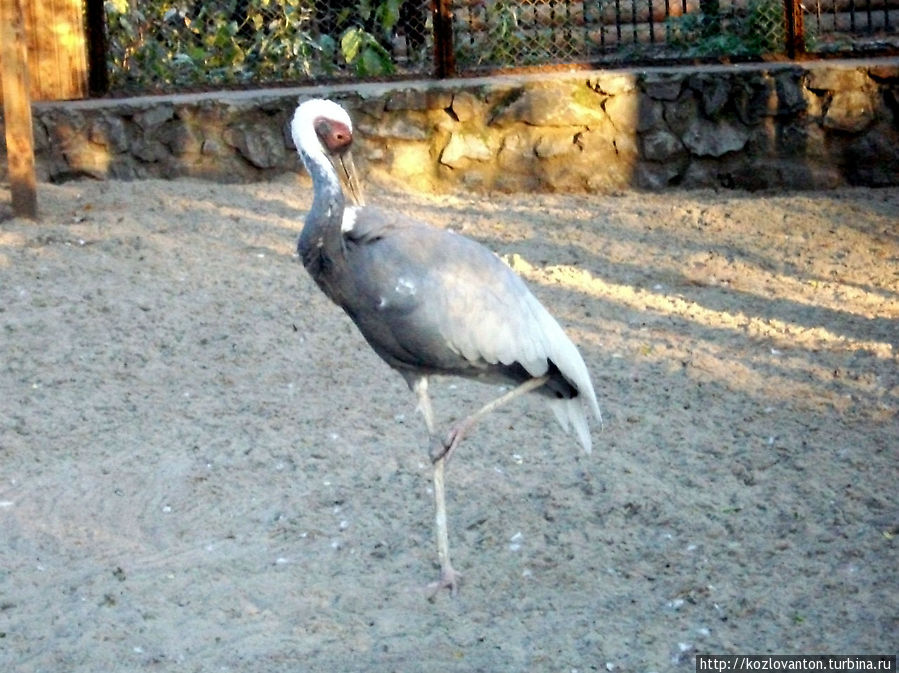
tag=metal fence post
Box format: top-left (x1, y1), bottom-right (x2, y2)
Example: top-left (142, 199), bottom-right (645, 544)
top-left (432, 0), bottom-right (455, 78)
top-left (784, 0), bottom-right (805, 58)
top-left (85, 0), bottom-right (109, 95)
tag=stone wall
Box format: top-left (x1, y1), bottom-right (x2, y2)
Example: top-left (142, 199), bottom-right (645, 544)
top-left (6, 57), bottom-right (899, 192)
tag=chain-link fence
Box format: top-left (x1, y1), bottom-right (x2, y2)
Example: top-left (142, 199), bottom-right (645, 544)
top-left (451, 0), bottom-right (787, 69)
top-left (101, 0), bottom-right (898, 94)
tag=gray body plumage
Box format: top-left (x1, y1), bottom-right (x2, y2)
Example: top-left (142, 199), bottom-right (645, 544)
top-left (305, 205), bottom-right (569, 390)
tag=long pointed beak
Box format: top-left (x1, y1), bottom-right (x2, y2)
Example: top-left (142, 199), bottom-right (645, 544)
top-left (333, 149), bottom-right (365, 207)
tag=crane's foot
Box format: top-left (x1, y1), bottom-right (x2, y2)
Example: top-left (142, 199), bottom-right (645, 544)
top-left (427, 565), bottom-right (462, 600)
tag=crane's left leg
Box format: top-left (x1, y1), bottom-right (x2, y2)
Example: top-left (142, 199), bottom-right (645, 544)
top-left (414, 378), bottom-right (462, 598)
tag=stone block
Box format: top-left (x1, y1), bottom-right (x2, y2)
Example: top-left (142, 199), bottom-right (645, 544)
top-left (379, 141), bottom-right (439, 192)
top-left (868, 64), bottom-right (899, 81)
top-left (682, 118), bottom-right (750, 157)
top-left (584, 160), bottom-right (632, 192)
top-left (772, 69), bottom-right (807, 115)
top-left (31, 117), bottom-right (49, 153)
top-left (440, 130), bottom-right (495, 168)
top-left (732, 72), bottom-right (778, 124)
top-left (689, 72), bottom-right (732, 118)
top-left (62, 138), bottom-right (112, 179)
top-left (612, 131), bottom-right (640, 162)
top-left (634, 98), bottom-right (664, 132)
top-left (88, 115), bottom-right (129, 153)
top-left (425, 89), bottom-right (454, 110)
top-left (201, 138), bottom-right (229, 157)
top-left (491, 83), bottom-right (605, 127)
top-left (498, 128), bottom-right (537, 169)
top-left (634, 160), bottom-right (684, 189)
top-left (493, 170), bottom-right (542, 193)
top-left (386, 88), bottom-right (429, 111)
top-left (535, 129), bottom-right (580, 158)
top-left (536, 158), bottom-right (590, 191)
top-left (575, 127), bottom-right (633, 190)
top-left (358, 97), bottom-right (388, 119)
top-left (642, 73), bottom-right (684, 101)
top-left (44, 109), bottom-right (84, 145)
top-left (589, 72), bottom-right (638, 95)
top-left (680, 158), bottom-right (722, 188)
top-left (663, 95), bottom-right (700, 137)
top-left (223, 122), bottom-right (286, 168)
top-left (105, 159), bottom-right (140, 180)
top-left (160, 121), bottom-right (204, 157)
top-left (641, 128), bottom-right (685, 161)
top-left (357, 113), bottom-right (430, 141)
top-left (451, 91), bottom-right (485, 123)
top-left (823, 91), bottom-right (876, 133)
top-left (134, 104), bottom-right (175, 131)
top-left (806, 66), bottom-right (869, 92)
top-left (767, 119), bottom-right (825, 160)
top-left (131, 137), bottom-right (169, 163)
top-left (457, 166), bottom-right (494, 190)
top-left (603, 93), bottom-right (639, 132)
top-left (802, 86), bottom-right (826, 119)
top-left (844, 126), bottom-right (899, 185)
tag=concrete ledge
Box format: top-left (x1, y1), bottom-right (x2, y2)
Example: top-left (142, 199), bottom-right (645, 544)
top-left (4, 57), bottom-right (899, 191)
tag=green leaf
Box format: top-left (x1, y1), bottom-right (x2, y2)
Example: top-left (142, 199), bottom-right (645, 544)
top-left (341, 27), bottom-right (365, 63)
top-left (187, 45), bottom-right (207, 61)
top-left (360, 45), bottom-right (393, 75)
top-left (376, 0), bottom-right (403, 33)
top-left (319, 33), bottom-right (337, 57)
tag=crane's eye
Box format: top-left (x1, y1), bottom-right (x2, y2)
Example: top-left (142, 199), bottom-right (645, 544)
top-left (313, 118), bottom-right (330, 137)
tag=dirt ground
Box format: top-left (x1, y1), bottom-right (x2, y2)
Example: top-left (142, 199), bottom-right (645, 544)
top-left (0, 176), bottom-right (896, 672)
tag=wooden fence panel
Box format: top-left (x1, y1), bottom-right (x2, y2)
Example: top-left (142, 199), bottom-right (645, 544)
top-left (0, 0), bottom-right (87, 103)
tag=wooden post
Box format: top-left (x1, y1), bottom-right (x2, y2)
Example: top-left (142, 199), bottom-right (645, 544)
top-left (1, 0), bottom-right (38, 219)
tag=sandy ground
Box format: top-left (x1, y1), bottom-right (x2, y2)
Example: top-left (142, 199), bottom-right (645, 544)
top-left (0, 176), bottom-right (896, 672)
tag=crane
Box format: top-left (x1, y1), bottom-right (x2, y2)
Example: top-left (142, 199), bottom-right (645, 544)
top-left (290, 98), bottom-right (601, 597)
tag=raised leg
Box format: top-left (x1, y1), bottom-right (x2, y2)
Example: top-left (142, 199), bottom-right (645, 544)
top-left (432, 375), bottom-right (550, 465)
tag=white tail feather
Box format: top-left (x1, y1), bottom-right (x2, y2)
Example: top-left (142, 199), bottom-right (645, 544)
top-left (523, 292), bottom-right (601, 453)
top-left (549, 398), bottom-right (571, 432)
top-left (548, 398), bottom-right (594, 454)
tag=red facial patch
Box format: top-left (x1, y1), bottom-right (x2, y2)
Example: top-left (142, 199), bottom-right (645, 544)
top-left (314, 117), bottom-right (353, 154)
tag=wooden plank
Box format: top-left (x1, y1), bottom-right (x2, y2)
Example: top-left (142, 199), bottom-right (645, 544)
top-left (30, 0), bottom-right (88, 100)
top-left (0, 0), bottom-right (87, 103)
top-left (1, 0), bottom-right (38, 219)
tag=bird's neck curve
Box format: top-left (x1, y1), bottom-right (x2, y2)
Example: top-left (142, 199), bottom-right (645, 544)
top-left (298, 143), bottom-right (346, 266)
